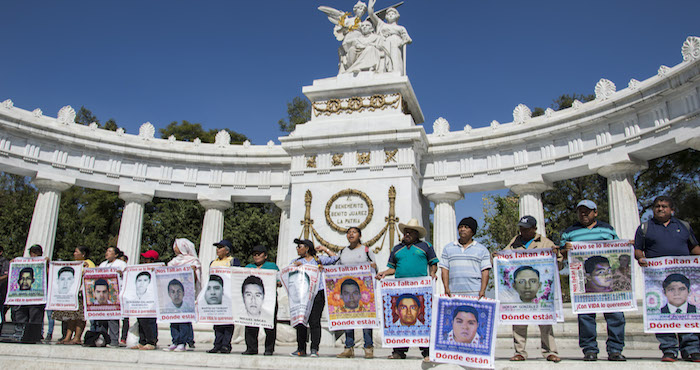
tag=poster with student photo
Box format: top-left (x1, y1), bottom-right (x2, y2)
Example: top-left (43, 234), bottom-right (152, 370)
top-left (324, 263), bottom-right (378, 331)
top-left (121, 263), bottom-right (163, 317)
top-left (281, 264), bottom-right (321, 327)
top-left (429, 295), bottom-right (499, 369)
top-left (568, 240), bottom-right (637, 314)
top-left (197, 267), bottom-right (234, 324)
top-left (155, 265), bottom-right (196, 323)
top-left (494, 249), bottom-right (558, 325)
top-left (378, 276), bottom-right (433, 348)
top-left (83, 267), bottom-right (121, 320)
top-left (46, 261), bottom-right (83, 310)
top-left (643, 255), bottom-right (700, 333)
top-left (231, 267), bottom-right (277, 329)
top-left (5, 257), bottom-right (47, 305)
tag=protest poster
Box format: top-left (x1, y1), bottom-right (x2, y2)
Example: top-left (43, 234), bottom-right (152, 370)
top-left (5, 257), bottom-right (47, 305)
top-left (323, 263), bottom-right (378, 331)
top-left (155, 265), bottom-right (196, 323)
top-left (120, 263), bottom-right (163, 317)
top-left (46, 261), bottom-right (83, 310)
top-left (378, 276), bottom-right (432, 348)
top-left (83, 267), bottom-right (121, 320)
top-left (231, 267), bottom-right (277, 329)
top-left (429, 295), bottom-right (499, 369)
top-left (197, 267), bottom-right (234, 324)
top-left (281, 264), bottom-right (321, 327)
top-left (494, 249), bottom-right (558, 325)
top-left (568, 240), bottom-right (636, 314)
top-left (642, 255), bottom-right (700, 333)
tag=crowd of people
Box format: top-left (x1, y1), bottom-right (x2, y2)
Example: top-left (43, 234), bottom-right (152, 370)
top-left (0, 195), bottom-right (697, 363)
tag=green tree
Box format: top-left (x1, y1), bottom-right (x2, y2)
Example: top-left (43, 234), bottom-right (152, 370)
top-left (0, 173), bottom-right (37, 258)
top-left (141, 198), bottom-right (205, 262)
top-left (278, 96), bottom-right (311, 133)
top-left (74, 106), bottom-right (118, 131)
top-left (477, 194), bottom-right (519, 252)
top-left (159, 120), bottom-right (248, 144)
top-left (224, 203), bottom-right (281, 266)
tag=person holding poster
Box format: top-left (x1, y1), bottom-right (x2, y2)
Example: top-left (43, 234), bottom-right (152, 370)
top-left (430, 296), bottom-right (499, 369)
top-left (335, 226), bottom-right (377, 359)
top-left (207, 239), bottom-right (240, 354)
top-left (560, 200), bottom-right (626, 362)
top-left (163, 239), bottom-right (201, 352)
top-left (440, 217), bottom-right (491, 298)
top-left (8, 244), bottom-right (47, 343)
top-left (376, 218), bottom-right (438, 362)
top-left (242, 245), bottom-right (279, 356)
top-left (502, 215), bottom-right (562, 362)
top-left (289, 238), bottom-right (338, 358)
top-left (93, 246), bottom-right (127, 346)
top-left (49, 249), bottom-right (88, 345)
top-left (634, 195), bottom-right (700, 362)
top-left (122, 250), bottom-right (160, 351)
top-left (0, 246), bottom-right (10, 324)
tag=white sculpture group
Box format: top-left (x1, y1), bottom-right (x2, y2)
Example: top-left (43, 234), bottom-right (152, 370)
top-left (319, 0), bottom-right (411, 75)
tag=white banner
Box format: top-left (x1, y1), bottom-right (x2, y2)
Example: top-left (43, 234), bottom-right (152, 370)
top-left (46, 261), bottom-right (83, 310)
top-left (196, 267), bottom-right (234, 324)
top-left (323, 263), bottom-right (379, 331)
top-left (231, 267), bottom-right (277, 329)
top-left (281, 264), bottom-right (321, 327)
top-left (83, 267), bottom-right (121, 320)
top-left (378, 277), bottom-right (433, 348)
top-left (120, 263), bottom-right (162, 317)
top-left (494, 249), bottom-right (559, 325)
top-left (429, 295), bottom-right (499, 369)
top-left (5, 257), bottom-right (47, 305)
top-left (568, 240), bottom-right (637, 314)
top-left (643, 255), bottom-right (700, 333)
top-left (155, 266), bottom-right (196, 323)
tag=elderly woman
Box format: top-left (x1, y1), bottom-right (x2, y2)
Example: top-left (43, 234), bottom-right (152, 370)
top-left (368, 0), bottom-right (412, 75)
top-left (163, 238), bottom-right (201, 352)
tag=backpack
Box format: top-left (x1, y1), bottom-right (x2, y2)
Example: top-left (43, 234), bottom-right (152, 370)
top-left (640, 218), bottom-right (699, 248)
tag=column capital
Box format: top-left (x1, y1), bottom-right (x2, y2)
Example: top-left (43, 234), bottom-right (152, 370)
top-left (119, 191), bottom-right (153, 204)
top-left (596, 160), bottom-right (647, 178)
top-left (509, 181), bottom-right (552, 195)
top-left (198, 198), bottom-right (233, 210)
top-left (33, 178), bottom-right (73, 192)
top-left (423, 186), bottom-right (462, 203)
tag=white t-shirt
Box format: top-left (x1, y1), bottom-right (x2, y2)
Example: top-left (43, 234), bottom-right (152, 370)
top-left (99, 259), bottom-right (127, 271)
top-left (339, 244), bottom-right (377, 266)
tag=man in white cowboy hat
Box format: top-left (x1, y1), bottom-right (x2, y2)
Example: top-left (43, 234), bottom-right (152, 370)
top-left (376, 218), bottom-right (438, 361)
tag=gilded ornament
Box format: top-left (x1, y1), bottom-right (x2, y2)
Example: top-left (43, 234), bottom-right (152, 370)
top-left (385, 149), bottom-right (398, 163)
top-left (306, 155), bottom-right (317, 168)
top-left (357, 152), bottom-right (370, 164)
top-left (332, 153), bottom-right (343, 166)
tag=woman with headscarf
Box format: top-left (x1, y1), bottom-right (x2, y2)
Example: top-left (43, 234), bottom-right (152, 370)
top-left (163, 238), bottom-right (201, 352)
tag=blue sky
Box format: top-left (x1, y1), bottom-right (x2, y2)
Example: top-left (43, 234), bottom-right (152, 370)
top-left (2, 0), bottom-right (698, 232)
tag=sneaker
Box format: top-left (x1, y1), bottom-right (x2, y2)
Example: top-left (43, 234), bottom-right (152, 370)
top-left (661, 352), bottom-right (677, 362)
top-left (683, 353), bottom-right (700, 362)
top-left (290, 350), bottom-right (307, 357)
top-left (310, 349), bottom-right (319, 357)
top-left (336, 348), bottom-right (354, 358)
top-left (583, 352), bottom-right (597, 361)
top-left (207, 347), bottom-right (221, 354)
top-left (173, 344), bottom-right (186, 352)
top-left (607, 353), bottom-right (626, 362)
top-left (119, 339), bottom-right (127, 347)
top-left (163, 344), bottom-right (177, 352)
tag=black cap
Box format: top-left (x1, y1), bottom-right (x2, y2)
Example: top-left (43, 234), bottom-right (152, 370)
top-left (293, 238), bottom-right (314, 250)
top-left (213, 239), bottom-right (233, 250)
top-left (458, 217), bottom-right (478, 234)
top-left (517, 215), bottom-right (537, 229)
top-left (252, 245), bottom-right (268, 254)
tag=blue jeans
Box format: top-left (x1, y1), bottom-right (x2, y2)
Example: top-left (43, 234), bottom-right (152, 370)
top-left (656, 333), bottom-right (700, 357)
top-left (578, 312), bottom-right (625, 354)
top-left (345, 329), bottom-right (373, 348)
top-left (170, 322), bottom-right (193, 345)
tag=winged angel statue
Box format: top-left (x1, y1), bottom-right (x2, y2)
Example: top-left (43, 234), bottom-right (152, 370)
top-left (318, 0), bottom-right (410, 75)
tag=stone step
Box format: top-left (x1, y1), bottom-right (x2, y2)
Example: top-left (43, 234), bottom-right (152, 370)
top-left (0, 342), bottom-right (695, 370)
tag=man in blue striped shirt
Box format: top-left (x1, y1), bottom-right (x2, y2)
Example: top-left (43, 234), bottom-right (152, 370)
top-left (439, 217), bottom-right (491, 298)
top-left (561, 200), bottom-right (626, 362)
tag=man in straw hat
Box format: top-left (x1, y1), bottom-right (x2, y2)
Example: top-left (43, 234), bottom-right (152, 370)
top-left (376, 218), bottom-right (438, 361)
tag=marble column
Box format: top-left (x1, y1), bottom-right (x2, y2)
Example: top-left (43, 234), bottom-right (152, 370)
top-left (598, 161), bottom-right (647, 299)
top-left (425, 188), bottom-right (462, 294)
top-left (198, 197), bottom-right (232, 279)
top-left (117, 191), bottom-right (153, 265)
top-left (24, 178), bottom-right (73, 258)
top-left (274, 198), bottom-right (291, 321)
top-left (509, 182), bottom-right (551, 237)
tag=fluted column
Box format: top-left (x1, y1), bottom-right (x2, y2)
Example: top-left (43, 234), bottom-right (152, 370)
top-left (273, 198), bottom-right (291, 321)
top-left (598, 160), bottom-right (647, 299)
top-left (425, 188), bottom-right (462, 295)
top-left (24, 177), bottom-right (73, 258)
top-left (198, 197), bottom-right (232, 279)
top-left (509, 182), bottom-right (551, 237)
top-left (117, 191), bottom-right (153, 265)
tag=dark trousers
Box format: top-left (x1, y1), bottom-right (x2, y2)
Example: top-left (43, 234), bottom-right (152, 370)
top-left (245, 303), bottom-right (278, 353)
top-left (656, 333), bottom-right (700, 357)
top-left (213, 324), bottom-right (234, 351)
top-left (121, 317), bottom-right (129, 342)
top-left (13, 304), bottom-right (45, 343)
top-left (137, 318), bottom-right (158, 346)
top-left (394, 347), bottom-right (429, 358)
top-left (295, 291), bottom-right (325, 353)
top-left (93, 320), bottom-right (120, 345)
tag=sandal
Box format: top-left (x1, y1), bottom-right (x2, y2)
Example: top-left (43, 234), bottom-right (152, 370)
top-left (510, 354), bottom-right (526, 361)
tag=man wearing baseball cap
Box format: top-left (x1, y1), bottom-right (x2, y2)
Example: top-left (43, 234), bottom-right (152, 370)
top-left (503, 215), bottom-right (562, 362)
top-left (140, 250), bottom-right (159, 263)
top-left (560, 200), bottom-right (626, 362)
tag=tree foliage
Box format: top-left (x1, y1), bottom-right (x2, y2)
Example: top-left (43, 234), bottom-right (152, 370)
top-left (477, 194), bottom-right (519, 252)
top-left (74, 106), bottom-right (118, 131)
top-left (278, 96), bottom-right (311, 133)
top-left (0, 173), bottom-right (37, 257)
top-left (159, 120), bottom-right (248, 144)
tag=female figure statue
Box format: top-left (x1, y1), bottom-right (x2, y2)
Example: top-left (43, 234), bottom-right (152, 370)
top-left (368, 0), bottom-right (411, 75)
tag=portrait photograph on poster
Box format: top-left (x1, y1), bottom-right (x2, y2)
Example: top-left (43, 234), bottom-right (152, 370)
top-left (83, 267), bottom-right (121, 320)
top-left (5, 257), bottom-right (47, 305)
top-left (155, 265), bottom-right (196, 323)
top-left (281, 264), bottom-right (320, 327)
top-left (324, 263), bottom-right (378, 330)
top-left (378, 276), bottom-right (432, 348)
top-left (197, 267), bottom-right (234, 324)
top-left (121, 263), bottom-right (162, 317)
top-left (46, 261), bottom-right (83, 310)
top-left (643, 255), bottom-right (700, 333)
top-left (430, 295), bottom-right (499, 369)
top-left (231, 267), bottom-right (277, 329)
